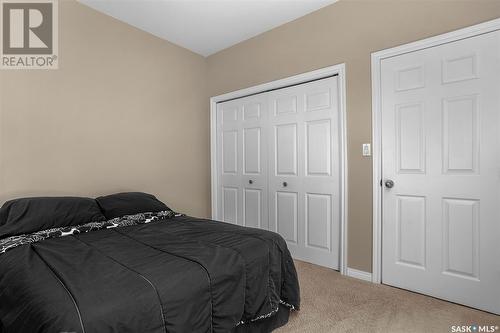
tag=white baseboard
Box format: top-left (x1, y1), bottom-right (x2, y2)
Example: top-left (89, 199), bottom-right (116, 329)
top-left (346, 267), bottom-right (372, 282)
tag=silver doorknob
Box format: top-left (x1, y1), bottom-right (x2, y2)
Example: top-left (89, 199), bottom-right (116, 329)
top-left (283, 182), bottom-right (288, 187)
top-left (249, 180), bottom-right (253, 184)
top-left (385, 179), bottom-right (395, 189)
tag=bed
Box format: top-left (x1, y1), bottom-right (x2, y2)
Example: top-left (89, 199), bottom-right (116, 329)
top-left (0, 193), bottom-right (300, 333)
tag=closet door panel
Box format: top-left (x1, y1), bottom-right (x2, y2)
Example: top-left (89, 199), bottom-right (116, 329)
top-left (275, 123), bottom-right (298, 176)
top-left (217, 76), bottom-right (341, 270)
top-left (217, 99), bottom-right (243, 225)
top-left (268, 76), bottom-right (340, 270)
top-left (217, 94), bottom-right (268, 229)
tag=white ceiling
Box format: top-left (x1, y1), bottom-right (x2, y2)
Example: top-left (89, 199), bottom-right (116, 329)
top-left (79, 0), bottom-right (337, 57)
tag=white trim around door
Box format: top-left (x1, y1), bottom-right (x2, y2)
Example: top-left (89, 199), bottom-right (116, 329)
top-left (371, 18), bottom-right (500, 284)
top-left (346, 268), bottom-right (372, 282)
top-left (210, 63), bottom-right (348, 275)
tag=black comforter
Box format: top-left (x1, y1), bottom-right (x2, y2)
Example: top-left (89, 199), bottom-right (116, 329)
top-left (0, 215), bottom-right (300, 332)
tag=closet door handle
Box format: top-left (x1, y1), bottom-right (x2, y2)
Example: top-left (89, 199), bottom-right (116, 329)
top-left (282, 182), bottom-right (288, 187)
top-left (249, 180), bottom-right (253, 184)
top-left (385, 179), bottom-right (394, 189)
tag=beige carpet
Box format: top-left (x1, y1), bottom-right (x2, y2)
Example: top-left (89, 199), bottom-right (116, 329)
top-left (276, 260), bottom-right (500, 333)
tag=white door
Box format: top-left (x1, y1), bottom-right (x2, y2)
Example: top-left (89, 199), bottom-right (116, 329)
top-left (217, 93), bottom-right (269, 229)
top-left (216, 76), bottom-right (342, 270)
top-left (381, 30), bottom-right (500, 314)
top-left (268, 76), bottom-right (340, 270)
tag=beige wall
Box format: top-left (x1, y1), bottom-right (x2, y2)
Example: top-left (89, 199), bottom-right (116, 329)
top-left (206, 0), bottom-right (500, 272)
top-left (0, 1), bottom-right (211, 217)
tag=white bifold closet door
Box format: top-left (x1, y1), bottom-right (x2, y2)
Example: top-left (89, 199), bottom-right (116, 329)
top-left (381, 30), bottom-right (500, 314)
top-left (216, 76), bottom-right (341, 270)
top-left (217, 93), bottom-right (269, 230)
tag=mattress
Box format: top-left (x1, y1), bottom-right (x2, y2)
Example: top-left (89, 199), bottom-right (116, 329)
top-left (0, 213), bottom-right (300, 332)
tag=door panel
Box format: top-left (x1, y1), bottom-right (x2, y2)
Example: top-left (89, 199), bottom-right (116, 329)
top-left (306, 193), bottom-right (331, 251)
top-left (442, 198), bottom-right (479, 280)
top-left (306, 119), bottom-right (331, 176)
top-left (396, 103), bottom-right (425, 173)
top-left (396, 195), bottom-right (426, 268)
top-left (269, 76), bottom-right (340, 270)
top-left (243, 188), bottom-right (262, 228)
top-left (217, 93), bottom-right (268, 229)
top-left (243, 127), bottom-right (261, 174)
top-left (442, 96), bottom-right (478, 173)
top-left (381, 30), bottom-right (500, 314)
top-left (276, 191), bottom-right (298, 243)
top-left (222, 130), bottom-right (238, 174)
top-left (243, 102), bottom-right (261, 120)
top-left (275, 95), bottom-right (297, 115)
top-left (275, 124), bottom-right (298, 176)
top-left (222, 187), bottom-right (238, 224)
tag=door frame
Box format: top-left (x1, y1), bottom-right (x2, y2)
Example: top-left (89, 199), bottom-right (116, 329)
top-left (371, 18), bottom-right (500, 284)
top-left (210, 63), bottom-right (348, 275)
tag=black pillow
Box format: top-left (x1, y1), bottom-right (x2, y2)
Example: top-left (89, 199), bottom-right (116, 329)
top-left (96, 192), bottom-right (170, 219)
top-left (0, 197), bottom-right (106, 238)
